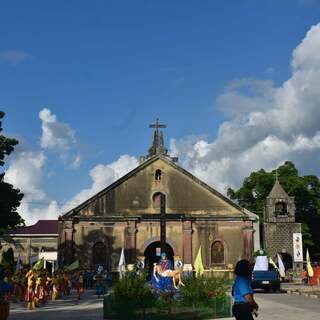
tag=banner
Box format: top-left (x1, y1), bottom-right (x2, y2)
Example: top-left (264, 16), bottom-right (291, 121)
top-left (293, 233), bottom-right (303, 262)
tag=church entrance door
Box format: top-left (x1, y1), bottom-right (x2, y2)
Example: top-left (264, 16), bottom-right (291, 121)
top-left (144, 241), bottom-right (174, 280)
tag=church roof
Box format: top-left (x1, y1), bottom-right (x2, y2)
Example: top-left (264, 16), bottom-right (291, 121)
top-left (62, 154), bottom-right (249, 218)
top-left (268, 180), bottom-right (289, 199)
top-left (9, 220), bottom-right (58, 236)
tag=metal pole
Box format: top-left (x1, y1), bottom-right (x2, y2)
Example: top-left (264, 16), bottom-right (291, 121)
top-left (160, 193), bottom-right (166, 254)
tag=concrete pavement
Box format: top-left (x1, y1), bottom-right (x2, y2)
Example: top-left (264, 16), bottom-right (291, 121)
top-left (9, 290), bottom-right (103, 320)
top-left (8, 289), bottom-right (320, 319)
top-left (254, 292), bottom-right (320, 320)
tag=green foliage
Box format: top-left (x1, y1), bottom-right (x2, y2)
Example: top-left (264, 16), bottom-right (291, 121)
top-left (180, 276), bottom-right (229, 308)
top-left (228, 161), bottom-right (320, 253)
top-left (104, 274), bottom-right (231, 319)
top-left (108, 272), bottom-right (155, 318)
top-left (1, 248), bottom-right (15, 272)
top-left (0, 111), bottom-right (24, 233)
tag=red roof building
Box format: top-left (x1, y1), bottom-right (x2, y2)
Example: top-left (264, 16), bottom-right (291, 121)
top-left (10, 220), bottom-right (58, 236)
top-left (0, 220), bottom-right (58, 265)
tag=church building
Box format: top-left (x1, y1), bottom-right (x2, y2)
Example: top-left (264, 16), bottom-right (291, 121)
top-left (58, 120), bottom-right (259, 272)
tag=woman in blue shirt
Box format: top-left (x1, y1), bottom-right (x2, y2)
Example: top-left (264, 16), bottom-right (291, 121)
top-left (232, 260), bottom-right (259, 320)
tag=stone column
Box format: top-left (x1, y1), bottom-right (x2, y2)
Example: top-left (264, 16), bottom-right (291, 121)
top-left (65, 227), bottom-right (74, 266)
top-left (183, 220), bottom-right (193, 271)
top-left (125, 221), bottom-right (137, 264)
top-left (243, 221), bottom-right (254, 261)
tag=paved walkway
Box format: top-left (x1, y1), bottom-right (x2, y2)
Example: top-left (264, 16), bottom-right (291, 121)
top-left (9, 290), bottom-right (103, 320)
top-left (8, 288), bottom-right (320, 319)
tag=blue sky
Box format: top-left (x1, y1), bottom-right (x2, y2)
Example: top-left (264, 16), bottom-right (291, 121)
top-left (2, 1), bottom-right (320, 223)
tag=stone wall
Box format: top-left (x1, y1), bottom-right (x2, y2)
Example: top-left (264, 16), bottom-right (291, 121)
top-left (263, 222), bottom-right (301, 258)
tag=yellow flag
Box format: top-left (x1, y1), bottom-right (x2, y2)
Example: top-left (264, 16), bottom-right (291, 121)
top-left (67, 260), bottom-right (80, 271)
top-left (33, 258), bottom-right (44, 271)
top-left (269, 257), bottom-right (278, 270)
top-left (194, 246), bottom-right (204, 278)
top-left (306, 249), bottom-right (314, 277)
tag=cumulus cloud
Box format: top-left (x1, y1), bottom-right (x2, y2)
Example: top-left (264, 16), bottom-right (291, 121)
top-left (171, 23), bottom-right (320, 193)
top-left (4, 151), bottom-right (58, 224)
top-left (5, 147), bottom-right (138, 224)
top-left (39, 108), bottom-right (81, 167)
top-left (0, 50), bottom-right (31, 65)
top-left (61, 155), bottom-right (138, 213)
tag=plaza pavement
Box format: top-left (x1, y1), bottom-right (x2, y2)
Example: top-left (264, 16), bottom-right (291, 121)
top-left (9, 290), bottom-right (103, 320)
top-left (8, 289), bottom-right (320, 319)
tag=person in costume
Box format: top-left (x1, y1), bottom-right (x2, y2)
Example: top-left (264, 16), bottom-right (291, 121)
top-left (25, 269), bottom-right (35, 310)
top-left (76, 271), bottom-right (84, 300)
top-left (51, 273), bottom-right (59, 301)
top-left (0, 269), bottom-right (11, 320)
top-left (11, 273), bottom-right (19, 303)
top-left (94, 266), bottom-right (105, 298)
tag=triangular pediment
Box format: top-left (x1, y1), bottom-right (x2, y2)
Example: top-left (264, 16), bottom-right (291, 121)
top-left (62, 155), bottom-right (246, 218)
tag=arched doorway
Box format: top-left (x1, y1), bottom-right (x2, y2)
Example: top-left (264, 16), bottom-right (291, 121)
top-left (92, 242), bottom-right (107, 269)
top-left (144, 241), bottom-right (174, 280)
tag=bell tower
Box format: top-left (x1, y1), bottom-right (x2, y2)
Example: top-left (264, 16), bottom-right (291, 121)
top-left (264, 175), bottom-right (296, 223)
top-left (263, 172), bottom-right (302, 280)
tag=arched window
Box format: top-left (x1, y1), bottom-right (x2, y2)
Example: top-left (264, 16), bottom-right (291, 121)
top-left (92, 242), bottom-right (107, 266)
top-left (275, 202), bottom-right (287, 216)
top-left (152, 192), bottom-right (164, 207)
top-left (211, 241), bottom-right (225, 264)
top-left (155, 169), bottom-right (162, 181)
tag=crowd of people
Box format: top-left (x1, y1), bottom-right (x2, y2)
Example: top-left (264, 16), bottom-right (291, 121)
top-left (0, 266), bottom-right (109, 320)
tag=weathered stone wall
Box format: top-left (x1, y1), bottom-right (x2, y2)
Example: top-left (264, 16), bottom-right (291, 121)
top-left (77, 159), bottom-right (242, 217)
top-left (59, 218), bottom-right (249, 270)
top-left (263, 222), bottom-right (301, 258)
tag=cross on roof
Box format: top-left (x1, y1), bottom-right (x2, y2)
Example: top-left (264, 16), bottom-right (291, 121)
top-left (149, 118), bottom-right (166, 132)
top-left (274, 168), bottom-right (279, 182)
top-left (147, 118), bottom-right (168, 157)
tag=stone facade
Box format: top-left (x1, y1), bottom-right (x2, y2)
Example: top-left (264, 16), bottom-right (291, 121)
top-left (58, 123), bottom-right (259, 272)
top-left (263, 179), bottom-right (302, 273)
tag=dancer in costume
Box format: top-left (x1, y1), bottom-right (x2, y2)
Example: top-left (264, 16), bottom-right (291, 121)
top-left (25, 269), bottom-right (35, 310)
top-left (76, 271), bottom-right (84, 300)
top-left (94, 266), bottom-right (105, 298)
top-left (51, 273), bottom-right (59, 301)
top-left (0, 269), bottom-right (11, 320)
top-left (11, 273), bottom-right (19, 303)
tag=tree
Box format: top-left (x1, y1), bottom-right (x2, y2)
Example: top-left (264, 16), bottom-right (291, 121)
top-left (227, 161), bottom-right (320, 253)
top-left (0, 111), bottom-right (24, 233)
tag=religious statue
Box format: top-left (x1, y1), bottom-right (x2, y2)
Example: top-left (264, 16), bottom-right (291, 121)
top-left (152, 253), bottom-right (185, 290)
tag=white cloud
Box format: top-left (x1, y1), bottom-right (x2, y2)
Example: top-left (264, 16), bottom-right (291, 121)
top-left (39, 108), bottom-right (77, 159)
top-left (5, 147), bottom-right (138, 224)
top-left (0, 50), bottom-right (31, 65)
top-left (171, 23), bottom-right (320, 193)
top-left (5, 151), bottom-right (47, 201)
top-left (61, 155), bottom-right (138, 213)
top-left (5, 151), bottom-right (58, 224)
top-left (70, 154), bottom-right (82, 169)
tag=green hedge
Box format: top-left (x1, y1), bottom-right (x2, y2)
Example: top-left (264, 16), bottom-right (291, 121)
top-left (103, 272), bottom-right (232, 320)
